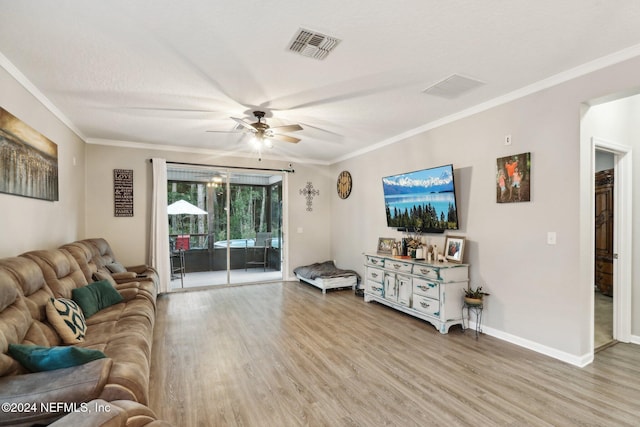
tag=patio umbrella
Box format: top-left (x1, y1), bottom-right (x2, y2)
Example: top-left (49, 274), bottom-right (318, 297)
top-left (167, 199), bottom-right (208, 215)
top-left (167, 200), bottom-right (208, 246)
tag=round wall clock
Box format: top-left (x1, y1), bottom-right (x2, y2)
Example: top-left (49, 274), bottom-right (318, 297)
top-left (337, 170), bottom-right (352, 199)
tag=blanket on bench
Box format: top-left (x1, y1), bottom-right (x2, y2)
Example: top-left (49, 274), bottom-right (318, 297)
top-left (293, 260), bottom-right (361, 284)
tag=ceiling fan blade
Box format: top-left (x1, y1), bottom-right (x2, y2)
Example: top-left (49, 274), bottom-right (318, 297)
top-left (269, 124), bottom-right (303, 133)
top-left (268, 134), bottom-right (301, 144)
top-left (206, 130), bottom-right (244, 133)
top-left (231, 117), bottom-right (257, 132)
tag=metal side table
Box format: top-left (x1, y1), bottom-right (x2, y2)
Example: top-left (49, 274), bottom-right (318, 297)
top-left (462, 300), bottom-right (484, 339)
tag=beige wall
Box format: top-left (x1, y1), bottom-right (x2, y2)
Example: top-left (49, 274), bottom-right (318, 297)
top-left (84, 144), bottom-right (332, 278)
top-left (331, 56), bottom-right (640, 363)
top-left (0, 66), bottom-right (86, 257)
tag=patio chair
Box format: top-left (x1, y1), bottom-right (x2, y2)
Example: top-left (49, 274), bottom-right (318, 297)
top-left (170, 240), bottom-right (185, 288)
top-left (245, 232), bottom-right (271, 271)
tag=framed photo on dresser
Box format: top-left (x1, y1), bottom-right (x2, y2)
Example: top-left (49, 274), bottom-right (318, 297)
top-left (444, 236), bottom-right (465, 263)
top-left (377, 238), bottom-right (395, 255)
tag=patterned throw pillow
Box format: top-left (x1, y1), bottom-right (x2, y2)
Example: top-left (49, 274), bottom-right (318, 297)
top-left (46, 298), bottom-right (87, 344)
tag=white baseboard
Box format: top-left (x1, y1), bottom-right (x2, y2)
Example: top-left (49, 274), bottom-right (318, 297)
top-left (469, 322), bottom-right (593, 367)
top-left (629, 334), bottom-right (640, 345)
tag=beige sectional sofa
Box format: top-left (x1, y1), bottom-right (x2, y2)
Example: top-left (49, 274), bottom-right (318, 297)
top-left (0, 238), bottom-right (170, 426)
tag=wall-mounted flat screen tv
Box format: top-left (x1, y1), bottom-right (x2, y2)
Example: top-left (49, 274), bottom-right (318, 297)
top-left (382, 164), bottom-right (459, 233)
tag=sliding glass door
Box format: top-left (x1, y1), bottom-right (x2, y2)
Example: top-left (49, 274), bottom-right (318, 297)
top-left (167, 165), bottom-right (284, 289)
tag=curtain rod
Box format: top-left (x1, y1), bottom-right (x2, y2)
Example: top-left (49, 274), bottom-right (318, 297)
top-left (149, 159), bottom-right (295, 173)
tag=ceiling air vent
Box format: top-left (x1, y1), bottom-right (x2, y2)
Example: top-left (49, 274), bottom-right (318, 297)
top-left (288, 28), bottom-right (340, 60)
top-left (423, 74), bottom-right (485, 99)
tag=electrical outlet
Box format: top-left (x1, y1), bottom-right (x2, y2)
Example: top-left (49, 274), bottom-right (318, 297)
top-left (505, 134), bottom-right (512, 145)
top-left (547, 232), bottom-right (557, 245)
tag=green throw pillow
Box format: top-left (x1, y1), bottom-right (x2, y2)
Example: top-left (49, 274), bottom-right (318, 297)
top-left (8, 344), bottom-right (106, 372)
top-left (72, 279), bottom-right (123, 318)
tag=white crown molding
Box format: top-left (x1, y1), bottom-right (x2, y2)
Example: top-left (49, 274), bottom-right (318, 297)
top-left (330, 42), bottom-right (640, 165)
top-left (5, 37), bottom-right (640, 167)
top-left (86, 138), bottom-right (331, 166)
top-left (0, 51), bottom-right (86, 141)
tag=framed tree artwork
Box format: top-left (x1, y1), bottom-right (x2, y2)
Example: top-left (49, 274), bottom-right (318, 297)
top-left (0, 107), bottom-right (59, 201)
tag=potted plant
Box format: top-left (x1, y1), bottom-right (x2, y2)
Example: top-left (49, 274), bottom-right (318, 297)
top-left (464, 286), bottom-right (489, 306)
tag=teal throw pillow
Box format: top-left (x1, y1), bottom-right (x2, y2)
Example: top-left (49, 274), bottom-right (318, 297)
top-left (8, 344), bottom-right (106, 372)
top-left (71, 279), bottom-right (123, 318)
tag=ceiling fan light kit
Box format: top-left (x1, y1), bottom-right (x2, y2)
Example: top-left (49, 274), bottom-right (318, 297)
top-left (214, 110), bottom-right (303, 154)
top-left (250, 134), bottom-right (273, 150)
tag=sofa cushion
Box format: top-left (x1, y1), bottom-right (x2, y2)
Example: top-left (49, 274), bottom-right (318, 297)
top-left (21, 249), bottom-right (88, 299)
top-left (106, 262), bottom-right (127, 274)
top-left (8, 344), bottom-right (106, 372)
top-left (74, 238), bottom-right (160, 298)
top-left (93, 270), bottom-right (118, 287)
top-left (72, 280), bottom-right (123, 318)
top-left (46, 298), bottom-right (87, 344)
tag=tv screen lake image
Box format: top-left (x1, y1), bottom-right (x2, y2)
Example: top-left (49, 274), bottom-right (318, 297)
top-left (383, 165), bottom-right (458, 230)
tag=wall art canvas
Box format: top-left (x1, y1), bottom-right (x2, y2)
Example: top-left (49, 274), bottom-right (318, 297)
top-left (496, 152), bottom-right (530, 203)
top-left (0, 107), bottom-right (59, 201)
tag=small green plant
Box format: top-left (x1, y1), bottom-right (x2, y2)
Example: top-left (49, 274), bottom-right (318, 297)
top-left (464, 286), bottom-right (489, 299)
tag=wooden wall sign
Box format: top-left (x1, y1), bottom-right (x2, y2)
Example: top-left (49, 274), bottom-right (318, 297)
top-left (114, 169), bottom-right (133, 217)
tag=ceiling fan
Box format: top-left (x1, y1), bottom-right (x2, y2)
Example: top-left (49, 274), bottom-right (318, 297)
top-left (208, 111), bottom-right (303, 145)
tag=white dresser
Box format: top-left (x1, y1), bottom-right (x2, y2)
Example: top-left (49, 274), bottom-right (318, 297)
top-left (364, 254), bottom-right (469, 334)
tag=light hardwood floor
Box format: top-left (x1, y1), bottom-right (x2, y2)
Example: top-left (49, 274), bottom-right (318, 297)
top-left (149, 281), bottom-right (640, 426)
top-left (594, 290), bottom-right (614, 350)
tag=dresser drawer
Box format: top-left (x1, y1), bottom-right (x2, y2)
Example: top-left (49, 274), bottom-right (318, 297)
top-left (365, 255), bottom-right (385, 268)
top-left (386, 259), bottom-right (413, 273)
top-left (412, 264), bottom-right (439, 280)
top-left (365, 279), bottom-right (384, 297)
top-left (366, 267), bottom-right (384, 283)
top-left (413, 277), bottom-right (439, 299)
top-left (413, 294), bottom-right (439, 316)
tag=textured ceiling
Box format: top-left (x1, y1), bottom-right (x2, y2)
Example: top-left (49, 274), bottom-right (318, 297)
top-left (1, 1), bottom-right (640, 164)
